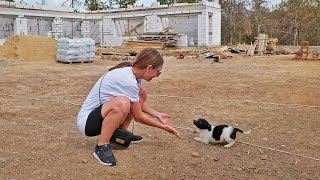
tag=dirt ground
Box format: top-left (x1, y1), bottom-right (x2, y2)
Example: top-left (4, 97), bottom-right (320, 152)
top-left (0, 54), bottom-right (319, 180)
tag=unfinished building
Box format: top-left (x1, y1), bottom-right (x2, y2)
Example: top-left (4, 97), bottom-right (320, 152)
top-left (0, 0), bottom-right (221, 47)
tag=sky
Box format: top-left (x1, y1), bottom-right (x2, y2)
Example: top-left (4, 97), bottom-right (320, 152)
top-left (22, 0), bottom-right (283, 10)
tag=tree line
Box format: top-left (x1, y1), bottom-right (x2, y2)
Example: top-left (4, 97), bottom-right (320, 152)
top-left (221, 0), bottom-right (320, 46)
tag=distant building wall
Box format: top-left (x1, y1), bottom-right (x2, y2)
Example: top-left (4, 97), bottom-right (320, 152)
top-left (0, 0), bottom-right (221, 47)
top-left (168, 15), bottom-right (198, 45)
top-left (0, 17), bottom-right (14, 38)
top-left (89, 21), bottom-right (100, 45)
top-left (62, 20), bottom-right (81, 38)
top-left (27, 18), bottom-right (52, 36)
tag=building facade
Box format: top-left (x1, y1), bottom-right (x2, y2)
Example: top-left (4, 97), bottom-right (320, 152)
top-left (0, 0), bottom-right (221, 47)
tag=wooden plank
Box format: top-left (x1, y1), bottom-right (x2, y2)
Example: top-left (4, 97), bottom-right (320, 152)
top-left (124, 20), bottom-right (144, 36)
top-left (124, 41), bottom-right (165, 49)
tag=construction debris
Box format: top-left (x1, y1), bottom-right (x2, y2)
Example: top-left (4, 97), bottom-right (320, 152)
top-left (226, 34), bottom-right (295, 56)
top-left (124, 40), bottom-right (166, 50)
top-left (96, 44), bottom-right (231, 62)
top-left (96, 33), bottom-right (300, 62)
top-left (138, 32), bottom-right (177, 48)
top-left (160, 47), bottom-right (225, 60)
top-left (96, 40), bottom-right (165, 61)
top-left (255, 34), bottom-right (268, 56)
top-left (266, 38), bottom-right (278, 54)
top-left (295, 41), bottom-right (320, 60)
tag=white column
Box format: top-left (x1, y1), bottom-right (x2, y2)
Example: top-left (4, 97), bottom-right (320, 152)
top-left (81, 21), bottom-right (90, 38)
top-left (103, 18), bottom-right (115, 36)
top-left (211, 9), bottom-right (221, 45)
top-left (14, 15), bottom-right (28, 35)
top-left (99, 21), bottom-right (104, 46)
top-left (161, 17), bottom-right (169, 30)
top-left (197, 9), bottom-right (209, 46)
top-left (102, 17), bottom-right (124, 47)
top-left (49, 17), bottom-right (63, 39)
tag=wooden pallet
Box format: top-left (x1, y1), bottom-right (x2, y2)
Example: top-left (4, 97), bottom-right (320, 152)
top-left (139, 34), bottom-right (177, 43)
top-left (124, 40), bottom-right (166, 49)
top-left (96, 47), bottom-right (139, 56)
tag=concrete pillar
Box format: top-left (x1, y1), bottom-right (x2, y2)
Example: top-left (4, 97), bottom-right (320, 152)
top-left (161, 17), bottom-right (169, 31)
top-left (114, 20), bottom-right (122, 36)
top-left (14, 15), bottom-right (28, 35)
top-left (102, 17), bottom-right (126, 47)
top-left (201, 0), bottom-right (221, 46)
top-left (81, 21), bottom-right (90, 38)
top-left (211, 10), bottom-right (221, 45)
top-left (99, 21), bottom-right (103, 46)
top-left (177, 34), bottom-right (188, 47)
top-left (197, 9), bottom-right (209, 46)
top-left (103, 18), bottom-right (115, 36)
top-left (144, 15), bottom-right (163, 33)
top-left (48, 17), bottom-right (63, 39)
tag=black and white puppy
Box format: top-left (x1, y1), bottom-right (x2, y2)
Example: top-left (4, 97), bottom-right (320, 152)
top-left (193, 118), bottom-right (250, 148)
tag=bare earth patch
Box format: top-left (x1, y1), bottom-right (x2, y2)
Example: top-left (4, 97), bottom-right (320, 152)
top-left (0, 55), bottom-right (319, 179)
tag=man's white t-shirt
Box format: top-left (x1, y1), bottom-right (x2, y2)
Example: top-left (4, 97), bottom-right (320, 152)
top-left (77, 67), bottom-right (142, 135)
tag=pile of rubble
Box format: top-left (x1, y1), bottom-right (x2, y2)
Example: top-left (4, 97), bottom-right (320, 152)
top-left (96, 33), bottom-right (298, 62)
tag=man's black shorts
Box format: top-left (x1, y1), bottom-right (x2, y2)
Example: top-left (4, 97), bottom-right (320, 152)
top-left (85, 105), bottom-right (103, 136)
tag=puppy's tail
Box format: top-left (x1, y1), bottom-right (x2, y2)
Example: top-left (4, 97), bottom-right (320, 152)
top-left (234, 128), bottom-right (251, 135)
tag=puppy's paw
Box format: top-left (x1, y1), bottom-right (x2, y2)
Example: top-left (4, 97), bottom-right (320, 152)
top-left (194, 137), bottom-right (202, 142)
top-left (224, 141), bottom-right (235, 148)
top-left (194, 137), bottom-right (209, 144)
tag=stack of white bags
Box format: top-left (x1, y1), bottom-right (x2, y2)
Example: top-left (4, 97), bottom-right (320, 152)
top-left (56, 37), bottom-right (95, 63)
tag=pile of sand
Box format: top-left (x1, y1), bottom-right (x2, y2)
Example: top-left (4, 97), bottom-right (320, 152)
top-left (0, 35), bottom-right (57, 62)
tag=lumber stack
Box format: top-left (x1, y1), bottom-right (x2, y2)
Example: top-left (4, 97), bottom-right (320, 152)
top-left (123, 40), bottom-right (165, 50)
top-left (139, 32), bottom-right (177, 47)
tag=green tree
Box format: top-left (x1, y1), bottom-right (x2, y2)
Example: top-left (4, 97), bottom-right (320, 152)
top-left (4, 0), bottom-right (14, 4)
top-left (176, 0), bottom-right (200, 3)
top-left (4, 0), bottom-right (14, 6)
top-left (250, 0), bottom-right (270, 34)
top-left (157, 0), bottom-right (200, 6)
top-left (270, 0), bottom-right (320, 45)
top-left (84, 0), bottom-right (109, 11)
top-left (220, 0), bottom-right (251, 44)
top-left (116, 0), bottom-right (136, 8)
top-left (157, 0), bottom-right (175, 6)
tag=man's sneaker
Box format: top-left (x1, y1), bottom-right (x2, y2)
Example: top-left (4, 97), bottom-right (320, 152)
top-left (93, 144), bottom-right (117, 166)
top-left (131, 134), bottom-right (143, 144)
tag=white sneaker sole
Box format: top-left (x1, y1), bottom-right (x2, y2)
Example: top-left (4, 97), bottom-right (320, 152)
top-left (131, 139), bottom-right (143, 144)
top-left (93, 152), bottom-right (116, 166)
